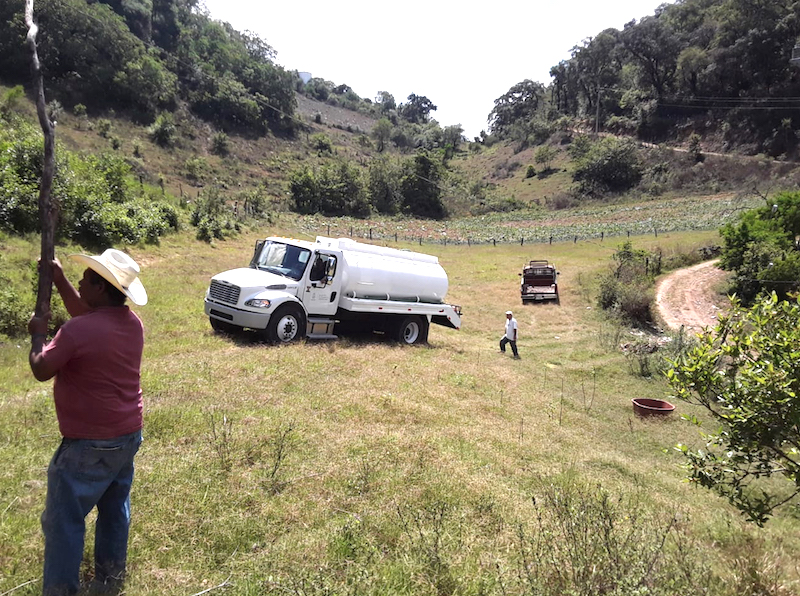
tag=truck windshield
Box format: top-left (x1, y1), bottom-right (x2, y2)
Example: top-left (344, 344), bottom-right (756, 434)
top-left (254, 241), bottom-right (311, 281)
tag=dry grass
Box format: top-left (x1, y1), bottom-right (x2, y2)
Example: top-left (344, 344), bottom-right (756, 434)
top-left (1, 226), bottom-right (799, 595)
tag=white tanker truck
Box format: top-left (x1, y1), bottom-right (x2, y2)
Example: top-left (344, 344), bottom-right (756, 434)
top-left (204, 236), bottom-right (462, 344)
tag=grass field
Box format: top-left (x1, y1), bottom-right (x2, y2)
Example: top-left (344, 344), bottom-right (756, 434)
top-left (1, 224), bottom-right (799, 595)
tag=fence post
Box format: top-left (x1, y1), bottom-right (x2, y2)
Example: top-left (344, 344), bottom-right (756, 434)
top-left (467, 238), bottom-right (471, 247)
top-left (601, 232), bottom-right (604, 242)
top-left (395, 232), bottom-right (397, 242)
top-left (419, 237), bottom-right (422, 246)
top-left (369, 228), bottom-right (372, 240)
top-left (520, 237), bottom-right (524, 246)
top-left (654, 228), bottom-right (658, 238)
top-left (327, 224), bottom-right (330, 236)
top-left (574, 236), bottom-right (577, 244)
top-left (350, 226), bottom-right (353, 237)
top-left (493, 238), bottom-right (496, 247)
top-left (549, 236), bottom-right (553, 245)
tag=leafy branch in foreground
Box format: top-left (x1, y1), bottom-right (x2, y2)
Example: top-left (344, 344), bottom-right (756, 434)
top-left (667, 292), bottom-right (800, 525)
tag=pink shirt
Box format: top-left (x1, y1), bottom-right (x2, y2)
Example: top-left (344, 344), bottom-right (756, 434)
top-left (41, 306), bottom-right (144, 439)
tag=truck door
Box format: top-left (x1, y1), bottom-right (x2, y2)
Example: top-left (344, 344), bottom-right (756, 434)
top-left (303, 252), bottom-right (342, 315)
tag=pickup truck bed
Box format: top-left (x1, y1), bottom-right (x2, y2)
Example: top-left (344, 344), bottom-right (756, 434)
top-left (521, 260), bottom-right (559, 304)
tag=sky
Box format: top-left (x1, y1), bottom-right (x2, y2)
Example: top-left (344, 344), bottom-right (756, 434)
top-left (202, 0), bottom-right (674, 139)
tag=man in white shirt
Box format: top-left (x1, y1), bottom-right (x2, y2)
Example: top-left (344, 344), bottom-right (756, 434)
top-left (500, 310), bottom-right (519, 358)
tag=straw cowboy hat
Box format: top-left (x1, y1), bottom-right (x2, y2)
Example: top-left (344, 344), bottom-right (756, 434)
top-left (70, 249), bottom-right (148, 306)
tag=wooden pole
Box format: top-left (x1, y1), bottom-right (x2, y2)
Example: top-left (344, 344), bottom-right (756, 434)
top-left (25, 0), bottom-right (57, 319)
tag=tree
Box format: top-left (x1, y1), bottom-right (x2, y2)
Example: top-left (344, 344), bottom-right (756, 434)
top-left (668, 293), bottom-right (800, 526)
top-left (375, 90), bottom-right (395, 113)
top-left (572, 137), bottom-right (643, 195)
top-left (367, 157), bottom-right (401, 214)
top-left (442, 124), bottom-right (463, 160)
top-left (372, 118), bottom-right (392, 152)
top-left (400, 151), bottom-right (446, 219)
top-left (534, 145), bottom-right (557, 172)
top-left (719, 191), bottom-right (800, 302)
top-left (399, 93), bottom-right (437, 124)
top-left (676, 46), bottom-right (710, 96)
top-left (488, 79), bottom-right (544, 136)
top-left (621, 16), bottom-right (681, 98)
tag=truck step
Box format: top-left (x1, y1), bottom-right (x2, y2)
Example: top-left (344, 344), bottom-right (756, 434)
top-left (307, 333), bottom-right (338, 340)
top-left (307, 317), bottom-right (337, 339)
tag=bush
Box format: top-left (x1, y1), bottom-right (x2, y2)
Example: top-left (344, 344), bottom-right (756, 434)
top-left (525, 165), bottom-right (536, 179)
top-left (148, 113), bottom-right (176, 147)
top-left (310, 133), bottom-right (333, 155)
top-left (290, 162), bottom-right (369, 217)
top-left (597, 242), bottom-right (657, 325)
top-left (183, 157), bottom-right (209, 184)
top-left (573, 137), bottom-right (643, 195)
top-left (0, 85), bottom-right (25, 120)
top-left (210, 132), bottom-right (230, 156)
top-left (97, 119), bottom-right (112, 138)
top-left (191, 187), bottom-right (238, 243)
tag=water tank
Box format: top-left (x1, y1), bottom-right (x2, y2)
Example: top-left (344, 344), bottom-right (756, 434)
top-left (316, 237), bottom-right (449, 303)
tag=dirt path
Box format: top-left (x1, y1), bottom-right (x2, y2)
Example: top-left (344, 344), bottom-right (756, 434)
top-left (655, 260), bottom-right (729, 333)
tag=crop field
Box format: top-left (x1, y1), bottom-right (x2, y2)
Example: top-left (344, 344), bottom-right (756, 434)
top-left (1, 220), bottom-right (798, 595)
top-left (291, 193), bottom-right (763, 245)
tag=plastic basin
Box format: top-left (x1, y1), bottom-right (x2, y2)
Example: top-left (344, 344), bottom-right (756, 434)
top-left (632, 398), bottom-right (675, 417)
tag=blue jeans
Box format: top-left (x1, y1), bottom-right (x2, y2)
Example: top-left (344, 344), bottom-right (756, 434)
top-left (42, 430), bottom-right (142, 596)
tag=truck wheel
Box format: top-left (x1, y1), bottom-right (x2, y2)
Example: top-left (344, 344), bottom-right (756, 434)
top-left (266, 305), bottom-right (305, 343)
top-left (395, 315), bottom-right (428, 345)
top-left (210, 317), bottom-right (238, 335)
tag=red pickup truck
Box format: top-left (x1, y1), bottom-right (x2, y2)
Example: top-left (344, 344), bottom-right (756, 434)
top-left (520, 260), bottom-right (559, 304)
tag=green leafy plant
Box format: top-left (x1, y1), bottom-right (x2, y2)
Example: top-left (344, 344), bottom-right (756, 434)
top-left (668, 292), bottom-right (800, 526)
top-left (148, 112), bottom-right (176, 147)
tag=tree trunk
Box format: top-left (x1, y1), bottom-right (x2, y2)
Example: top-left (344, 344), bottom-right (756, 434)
top-left (25, 0), bottom-right (58, 318)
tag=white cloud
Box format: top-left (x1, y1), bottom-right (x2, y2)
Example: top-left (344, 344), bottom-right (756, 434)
top-left (202, 0), bottom-right (672, 138)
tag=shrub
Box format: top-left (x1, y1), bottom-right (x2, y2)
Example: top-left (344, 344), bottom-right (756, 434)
top-left (73, 103), bottom-right (87, 118)
top-left (97, 119), bottom-right (112, 138)
top-left (191, 187), bottom-right (238, 243)
top-left (289, 162), bottom-right (369, 217)
top-left (0, 86), bottom-right (25, 120)
top-left (148, 113), bottom-right (176, 147)
top-left (573, 137), bottom-right (643, 195)
top-left (210, 132), bottom-right (230, 156)
top-left (183, 157), bottom-right (209, 184)
top-left (310, 133), bottom-right (333, 155)
top-left (597, 242), bottom-right (657, 325)
top-left (525, 165), bottom-right (536, 179)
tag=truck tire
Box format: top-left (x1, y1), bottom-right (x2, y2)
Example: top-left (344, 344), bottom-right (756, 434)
top-left (210, 317), bottom-right (239, 335)
top-left (266, 305), bottom-right (306, 343)
top-left (395, 315), bottom-right (428, 345)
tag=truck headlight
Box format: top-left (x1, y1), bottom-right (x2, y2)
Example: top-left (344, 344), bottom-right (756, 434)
top-left (245, 298), bottom-right (271, 308)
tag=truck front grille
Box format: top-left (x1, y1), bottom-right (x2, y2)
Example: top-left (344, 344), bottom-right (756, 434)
top-left (209, 280), bottom-right (241, 305)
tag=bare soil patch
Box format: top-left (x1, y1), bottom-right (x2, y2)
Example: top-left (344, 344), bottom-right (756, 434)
top-left (295, 93), bottom-right (377, 133)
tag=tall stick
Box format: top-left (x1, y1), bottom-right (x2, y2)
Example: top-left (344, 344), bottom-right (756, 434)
top-left (25, 0), bottom-right (57, 318)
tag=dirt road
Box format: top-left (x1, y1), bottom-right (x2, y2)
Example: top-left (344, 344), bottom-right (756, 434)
top-left (655, 260), bottom-right (729, 333)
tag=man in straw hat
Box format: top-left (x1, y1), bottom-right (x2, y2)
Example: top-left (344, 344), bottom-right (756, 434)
top-left (28, 249), bottom-right (147, 596)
